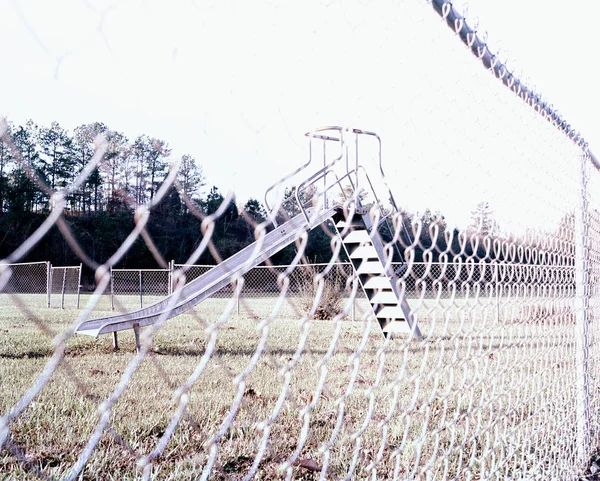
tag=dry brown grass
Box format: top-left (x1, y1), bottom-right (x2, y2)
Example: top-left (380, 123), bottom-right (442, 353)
top-left (295, 264), bottom-right (346, 321)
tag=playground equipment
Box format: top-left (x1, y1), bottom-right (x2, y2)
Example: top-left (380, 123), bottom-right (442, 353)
top-left (75, 127), bottom-right (422, 346)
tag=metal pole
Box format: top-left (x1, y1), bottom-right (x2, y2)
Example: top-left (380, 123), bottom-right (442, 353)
top-left (133, 323), bottom-right (141, 353)
top-left (233, 276), bottom-right (240, 315)
top-left (112, 331), bottom-right (119, 350)
top-left (61, 268), bottom-right (66, 309)
top-left (495, 262), bottom-right (500, 324)
top-left (46, 262), bottom-right (51, 308)
top-left (76, 263), bottom-right (82, 310)
top-left (110, 267), bottom-right (115, 311)
top-left (575, 152), bottom-right (591, 467)
top-left (139, 270), bottom-right (143, 309)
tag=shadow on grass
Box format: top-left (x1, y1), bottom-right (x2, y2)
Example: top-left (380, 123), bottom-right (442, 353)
top-left (0, 348), bottom-right (53, 359)
top-left (150, 344), bottom-right (335, 358)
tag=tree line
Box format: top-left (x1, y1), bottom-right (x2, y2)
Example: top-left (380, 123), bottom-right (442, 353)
top-left (0, 119), bottom-right (338, 272)
top-left (0, 119), bottom-right (206, 215)
top-left (0, 118), bottom-right (569, 284)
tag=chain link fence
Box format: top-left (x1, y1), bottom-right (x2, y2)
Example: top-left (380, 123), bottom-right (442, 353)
top-left (174, 262), bottom-right (578, 320)
top-left (174, 263), bottom-right (363, 320)
top-left (0, 261), bottom-right (49, 308)
top-left (0, 261), bottom-right (83, 309)
top-left (1, 261), bottom-right (577, 313)
top-left (3, 262), bottom-right (577, 319)
top-left (3, 0), bottom-right (600, 480)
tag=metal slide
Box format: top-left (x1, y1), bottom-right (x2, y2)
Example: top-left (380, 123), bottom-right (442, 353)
top-left (75, 207), bottom-right (337, 338)
top-left (77, 126), bottom-right (421, 342)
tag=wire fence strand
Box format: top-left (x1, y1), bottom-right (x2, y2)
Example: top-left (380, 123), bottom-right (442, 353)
top-left (1, 0), bottom-right (600, 480)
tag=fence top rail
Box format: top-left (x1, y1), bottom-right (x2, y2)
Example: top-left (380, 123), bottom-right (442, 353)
top-left (51, 265), bottom-right (82, 269)
top-left (173, 262), bottom-right (354, 269)
top-left (408, 261), bottom-right (574, 267)
top-left (173, 261), bottom-right (573, 269)
top-left (112, 268), bottom-right (170, 272)
top-left (431, 0), bottom-right (600, 169)
top-left (0, 261), bottom-right (49, 267)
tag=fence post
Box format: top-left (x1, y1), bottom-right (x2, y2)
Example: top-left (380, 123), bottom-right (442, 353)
top-left (46, 262), bottom-right (51, 308)
top-left (575, 151), bottom-right (591, 468)
top-left (495, 262), bottom-right (500, 324)
top-left (168, 260), bottom-right (174, 296)
top-left (139, 270), bottom-right (143, 309)
top-left (61, 268), bottom-right (67, 309)
top-left (236, 279), bottom-right (240, 315)
top-left (77, 263), bottom-right (83, 309)
top-left (110, 267), bottom-right (115, 311)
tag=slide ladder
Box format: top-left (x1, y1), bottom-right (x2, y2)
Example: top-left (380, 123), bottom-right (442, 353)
top-left (334, 206), bottom-right (422, 339)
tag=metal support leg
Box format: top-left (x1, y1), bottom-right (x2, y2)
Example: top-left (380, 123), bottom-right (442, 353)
top-left (112, 332), bottom-right (119, 351)
top-left (133, 324), bottom-right (141, 353)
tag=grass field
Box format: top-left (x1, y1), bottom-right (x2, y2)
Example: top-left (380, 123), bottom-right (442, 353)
top-left (0, 293), bottom-right (595, 480)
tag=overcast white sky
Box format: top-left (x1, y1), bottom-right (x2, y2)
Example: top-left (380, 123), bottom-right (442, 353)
top-left (0, 0), bottom-right (597, 232)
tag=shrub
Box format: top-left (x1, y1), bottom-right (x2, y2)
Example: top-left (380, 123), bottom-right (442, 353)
top-left (296, 264), bottom-right (346, 320)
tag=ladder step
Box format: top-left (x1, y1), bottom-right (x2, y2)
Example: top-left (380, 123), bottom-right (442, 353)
top-left (356, 261), bottom-right (386, 275)
top-left (349, 245), bottom-right (378, 260)
top-left (380, 319), bottom-right (412, 334)
top-left (370, 290), bottom-right (398, 304)
top-left (336, 220), bottom-right (365, 229)
top-left (363, 276), bottom-right (392, 290)
top-left (376, 306), bottom-right (406, 320)
top-left (342, 230), bottom-right (371, 244)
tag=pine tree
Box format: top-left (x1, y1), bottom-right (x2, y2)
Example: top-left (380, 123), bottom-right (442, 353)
top-left (73, 122), bottom-right (107, 214)
top-left (243, 198), bottom-right (267, 224)
top-left (177, 154), bottom-right (205, 208)
top-left (470, 201), bottom-right (498, 236)
top-left (0, 122), bottom-right (15, 212)
top-left (10, 121), bottom-right (41, 212)
top-left (38, 121), bottom-right (75, 191)
top-left (132, 135), bottom-right (171, 204)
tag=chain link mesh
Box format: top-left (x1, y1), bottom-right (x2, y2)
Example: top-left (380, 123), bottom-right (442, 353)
top-left (0, 261), bottom-right (49, 308)
top-left (176, 263), bottom-right (366, 320)
top-left (1, 0), bottom-right (599, 480)
top-left (111, 268), bottom-right (171, 310)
